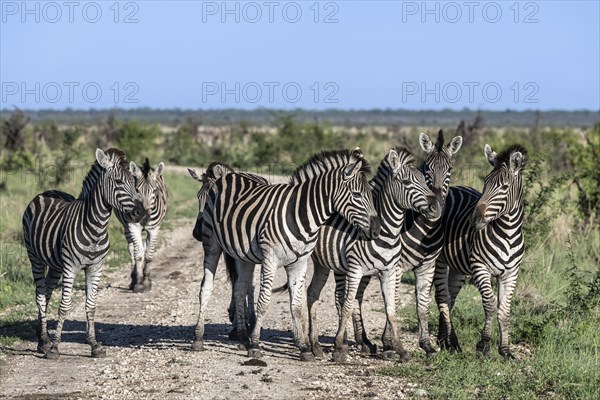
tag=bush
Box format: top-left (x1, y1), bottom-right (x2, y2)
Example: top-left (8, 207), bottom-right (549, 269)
top-left (116, 120), bottom-right (160, 162)
top-left (570, 123), bottom-right (600, 223)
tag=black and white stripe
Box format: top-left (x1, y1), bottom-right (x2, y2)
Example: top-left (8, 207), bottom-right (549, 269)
top-left (192, 149), bottom-right (380, 361)
top-left (343, 131), bottom-right (462, 356)
top-left (308, 147), bottom-right (440, 362)
top-left (188, 162), bottom-right (266, 339)
top-left (434, 144), bottom-right (526, 360)
top-left (22, 149), bottom-right (146, 359)
top-left (115, 158), bottom-right (168, 292)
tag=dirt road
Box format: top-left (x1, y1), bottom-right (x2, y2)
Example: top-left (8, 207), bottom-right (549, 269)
top-left (0, 219), bottom-right (425, 399)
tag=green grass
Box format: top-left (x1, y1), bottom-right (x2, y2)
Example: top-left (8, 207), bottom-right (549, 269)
top-left (387, 226), bottom-right (600, 399)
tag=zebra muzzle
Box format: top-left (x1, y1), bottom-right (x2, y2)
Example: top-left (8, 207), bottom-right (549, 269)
top-left (471, 203), bottom-right (488, 230)
top-left (365, 216), bottom-right (381, 239)
top-left (130, 200), bottom-right (146, 223)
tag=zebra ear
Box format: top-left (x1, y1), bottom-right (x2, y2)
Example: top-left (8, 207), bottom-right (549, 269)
top-left (447, 136), bottom-right (463, 155)
top-left (509, 152), bottom-right (526, 174)
top-left (95, 148), bottom-right (112, 169)
top-left (351, 147), bottom-right (364, 161)
top-left (129, 161), bottom-right (143, 178)
top-left (213, 164), bottom-right (227, 178)
top-left (187, 168), bottom-right (202, 182)
top-left (419, 133), bottom-right (434, 154)
top-left (387, 148), bottom-right (401, 173)
top-left (342, 159), bottom-right (362, 181)
top-left (484, 144), bottom-right (497, 167)
top-left (155, 162), bottom-right (164, 176)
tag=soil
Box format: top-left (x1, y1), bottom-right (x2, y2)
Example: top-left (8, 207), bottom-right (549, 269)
top-left (0, 175), bottom-right (427, 399)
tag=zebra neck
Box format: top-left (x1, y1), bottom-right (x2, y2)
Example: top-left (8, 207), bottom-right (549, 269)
top-left (373, 182), bottom-right (406, 238)
top-left (297, 175), bottom-right (334, 234)
top-left (80, 171), bottom-right (112, 231)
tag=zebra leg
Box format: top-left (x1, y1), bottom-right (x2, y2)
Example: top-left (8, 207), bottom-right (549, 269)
top-left (433, 261), bottom-right (452, 350)
top-left (333, 273), bottom-right (349, 345)
top-left (234, 262), bottom-right (254, 350)
top-left (446, 269), bottom-right (466, 352)
top-left (497, 271), bottom-right (518, 360)
top-left (247, 256), bottom-right (277, 359)
top-left (380, 269), bottom-right (410, 362)
top-left (85, 265), bottom-right (106, 358)
top-left (307, 261), bottom-right (330, 359)
top-left (472, 265), bottom-right (496, 358)
top-left (47, 268), bottom-right (76, 359)
top-left (32, 258), bottom-right (51, 354)
top-left (191, 243), bottom-right (222, 352)
top-left (414, 262), bottom-right (437, 356)
top-left (141, 227), bottom-right (161, 291)
top-left (247, 281), bottom-right (256, 332)
top-left (332, 268), bottom-right (362, 363)
top-left (126, 224), bottom-right (145, 292)
top-left (285, 258), bottom-right (314, 362)
top-left (352, 275), bottom-right (377, 355)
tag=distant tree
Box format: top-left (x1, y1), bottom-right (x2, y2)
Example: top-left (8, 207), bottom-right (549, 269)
top-left (1, 108), bottom-right (29, 152)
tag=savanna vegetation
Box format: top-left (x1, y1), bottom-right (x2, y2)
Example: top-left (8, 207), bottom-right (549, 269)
top-left (1, 108), bottom-right (598, 399)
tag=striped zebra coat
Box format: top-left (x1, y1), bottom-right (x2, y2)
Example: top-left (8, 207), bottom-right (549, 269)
top-left (22, 149), bottom-right (146, 359)
top-left (115, 158), bottom-right (168, 292)
top-left (192, 149), bottom-right (380, 360)
top-left (188, 162), bottom-right (267, 339)
top-left (348, 131), bottom-right (462, 356)
top-left (307, 147), bottom-right (440, 363)
top-left (434, 144), bottom-right (526, 360)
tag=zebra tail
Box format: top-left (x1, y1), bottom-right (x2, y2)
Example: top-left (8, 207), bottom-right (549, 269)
top-left (224, 254), bottom-right (237, 286)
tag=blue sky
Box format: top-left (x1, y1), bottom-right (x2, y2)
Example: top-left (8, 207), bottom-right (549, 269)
top-left (1, 1), bottom-right (599, 111)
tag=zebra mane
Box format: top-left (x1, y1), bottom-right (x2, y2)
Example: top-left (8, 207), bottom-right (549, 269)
top-left (289, 149), bottom-right (371, 184)
top-left (493, 144), bottom-right (528, 169)
top-left (371, 146), bottom-right (415, 193)
top-left (141, 157), bottom-right (152, 178)
top-left (434, 130), bottom-right (444, 151)
top-left (79, 148), bottom-right (128, 199)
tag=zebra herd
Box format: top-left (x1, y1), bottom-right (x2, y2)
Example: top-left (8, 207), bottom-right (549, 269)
top-left (22, 131), bottom-right (526, 363)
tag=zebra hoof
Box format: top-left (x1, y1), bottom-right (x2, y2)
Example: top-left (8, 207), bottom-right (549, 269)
top-left (476, 340), bottom-right (491, 358)
top-left (45, 346), bottom-right (60, 360)
top-left (398, 350), bottom-right (411, 362)
top-left (312, 344), bottom-right (325, 359)
top-left (247, 348), bottom-right (263, 358)
top-left (382, 350), bottom-right (397, 361)
top-left (132, 284), bottom-right (147, 293)
top-left (38, 341), bottom-right (52, 354)
top-left (499, 348), bottom-right (515, 361)
top-left (92, 345), bottom-right (106, 358)
top-left (300, 352), bottom-right (315, 362)
top-left (228, 328), bottom-right (240, 341)
top-left (332, 350), bottom-right (347, 363)
top-left (191, 340), bottom-right (205, 352)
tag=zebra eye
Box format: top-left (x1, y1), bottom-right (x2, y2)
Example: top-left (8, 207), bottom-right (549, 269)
top-left (351, 191), bottom-right (362, 199)
top-left (114, 179), bottom-right (125, 185)
top-left (402, 178), bottom-right (411, 184)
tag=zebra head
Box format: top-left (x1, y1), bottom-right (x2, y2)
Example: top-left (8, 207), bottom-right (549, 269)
top-left (334, 148), bottom-right (380, 239)
top-left (419, 130), bottom-right (462, 206)
top-left (383, 147), bottom-right (441, 218)
top-left (95, 148), bottom-right (146, 223)
top-left (188, 162), bottom-right (234, 241)
top-left (472, 144), bottom-right (527, 230)
top-left (130, 158), bottom-right (165, 226)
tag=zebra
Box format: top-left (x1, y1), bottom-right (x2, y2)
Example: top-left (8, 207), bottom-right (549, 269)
top-left (192, 148), bottom-right (380, 361)
top-left (115, 158), bottom-right (168, 292)
top-left (188, 162), bottom-right (267, 339)
top-left (306, 147), bottom-right (441, 363)
top-left (22, 148), bottom-right (147, 359)
top-left (348, 131), bottom-right (463, 357)
top-left (434, 144), bottom-right (527, 360)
